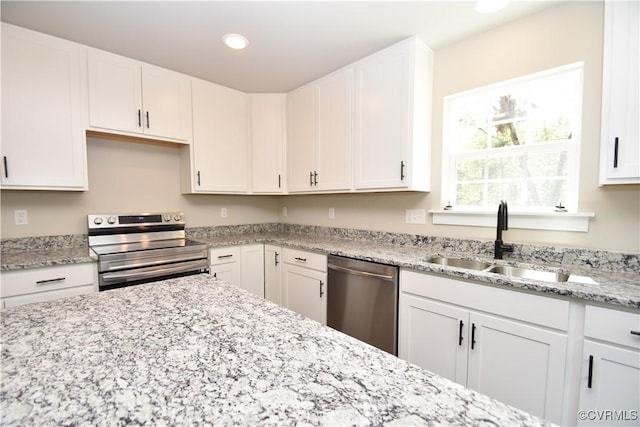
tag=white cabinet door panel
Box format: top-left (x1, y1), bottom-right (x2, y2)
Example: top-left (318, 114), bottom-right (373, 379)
top-left (467, 312), bottom-right (567, 423)
top-left (1, 24), bottom-right (87, 190)
top-left (398, 294), bottom-right (468, 385)
top-left (282, 264), bottom-right (326, 325)
top-left (88, 49), bottom-right (142, 134)
top-left (578, 341), bottom-right (640, 426)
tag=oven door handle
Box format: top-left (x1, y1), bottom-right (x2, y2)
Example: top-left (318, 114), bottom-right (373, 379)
top-left (102, 252), bottom-right (208, 272)
top-left (101, 260), bottom-right (208, 282)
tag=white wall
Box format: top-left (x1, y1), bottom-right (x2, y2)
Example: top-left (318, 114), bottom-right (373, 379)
top-left (278, 1), bottom-right (640, 253)
top-left (0, 136), bottom-right (279, 237)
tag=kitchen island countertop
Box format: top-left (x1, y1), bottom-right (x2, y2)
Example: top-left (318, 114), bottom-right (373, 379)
top-left (1, 274), bottom-right (549, 426)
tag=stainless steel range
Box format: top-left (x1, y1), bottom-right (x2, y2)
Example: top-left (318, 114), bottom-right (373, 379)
top-left (88, 212), bottom-right (209, 292)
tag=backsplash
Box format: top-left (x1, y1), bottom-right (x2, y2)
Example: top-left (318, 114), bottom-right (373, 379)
top-left (3, 223), bottom-right (639, 274)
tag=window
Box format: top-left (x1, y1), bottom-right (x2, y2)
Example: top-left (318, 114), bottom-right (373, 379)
top-left (442, 63), bottom-right (584, 213)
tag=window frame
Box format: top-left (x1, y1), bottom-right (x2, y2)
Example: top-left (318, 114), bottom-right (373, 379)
top-left (441, 62), bottom-right (585, 214)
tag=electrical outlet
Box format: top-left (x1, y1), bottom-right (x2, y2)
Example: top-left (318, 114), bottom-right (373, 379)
top-left (220, 207), bottom-right (228, 218)
top-left (405, 209), bottom-right (426, 224)
top-left (328, 208), bottom-right (335, 219)
top-left (14, 209), bottom-right (28, 225)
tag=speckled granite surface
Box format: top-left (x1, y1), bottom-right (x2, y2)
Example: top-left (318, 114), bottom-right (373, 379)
top-left (0, 275), bottom-right (550, 426)
top-left (2, 224), bottom-right (639, 308)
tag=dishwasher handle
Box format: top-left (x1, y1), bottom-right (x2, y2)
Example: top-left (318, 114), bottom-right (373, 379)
top-left (328, 263), bottom-right (395, 281)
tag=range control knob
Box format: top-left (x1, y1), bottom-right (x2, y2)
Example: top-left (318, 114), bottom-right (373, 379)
top-left (107, 216), bottom-right (116, 225)
top-left (174, 214), bottom-right (182, 222)
top-left (93, 217), bottom-right (103, 225)
top-left (163, 215), bottom-right (172, 222)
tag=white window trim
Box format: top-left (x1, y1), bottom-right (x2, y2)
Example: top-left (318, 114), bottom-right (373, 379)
top-left (439, 62), bottom-right (590, 231)
top-left (429, 209), bottom-right (594, 232)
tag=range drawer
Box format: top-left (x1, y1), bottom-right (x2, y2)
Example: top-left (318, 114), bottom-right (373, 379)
top-left (282, 248), bottom-right (327, 272)
top-left (584, 305), bottom-right (640, 349)
top-left (209, 246), bottom-right (240, 265)
top-left (1, 263), bottom-right (95, 298)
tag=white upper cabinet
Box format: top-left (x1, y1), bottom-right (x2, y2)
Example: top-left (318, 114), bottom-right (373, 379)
top-left (287, 67), bottom-right (353, 193)
top-left (250, 94), bottom-right (287, 194)
top-left (87, 49), bottom-right (192, 143)
top-left (1, 24), bottom-right (88, 190)
top-left (354, 36), bottom-right (432, 191)
top-left (288, 84), bottom-right (319, 192)
top-left (599, 0), bottom-right (640, 185)
top-left (187, 78), bottom-right (249, 193)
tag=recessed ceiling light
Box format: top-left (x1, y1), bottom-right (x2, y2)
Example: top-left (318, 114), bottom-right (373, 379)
top-left (475, 0), bottom-right (511, 14)
top-left (223, 33), bottom-right (249, 50)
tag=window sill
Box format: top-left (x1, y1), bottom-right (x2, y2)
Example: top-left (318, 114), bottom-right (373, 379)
top-left (429, 209), bottom-right (595, 232)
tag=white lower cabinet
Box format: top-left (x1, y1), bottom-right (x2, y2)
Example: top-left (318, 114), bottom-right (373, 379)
top-left (264, 245), bottom-right (283, 305)
top-left (240, 244), bottom-right (265, 298)
top-left (210, 245), bottom-right (264, 298)
top-left (399, 269), bottom-right (569, 424)
top-left (577, 306), bottom-right (640, 426)
top-left (281, 248), bottom-right (327, 325)
top-left (1, 263), bottom-right (96, 308)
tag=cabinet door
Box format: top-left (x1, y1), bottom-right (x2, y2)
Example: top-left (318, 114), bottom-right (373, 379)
top-left (141, 64), bottom-right (192, 142)
top-left (1, 24), bottom-right (87, 190)
top-left (192, 79), bottom-right (248, 192)
top-left (578, 341), bottom-right (640, 426)
top-left (287, 85), bottom-right (317, 192)
top-left (264, 245), bottom-right (282, 305)
top-left (282, 264), bottom-right (327, 325)
top-left (316, 67), bottom-right (353, 192)
top-left (398, 294), bottom-right (469, 385)
top-left (210, 263), bottom-right (239, 286)
top-left (600, 1), bottom-right (640, 184)
top-left (250, 94), bottom-right (286, 193)
top-left (88, 49), bottom-right (143, 135)
top-left (240, 244), bottom-right (264, 298)
top-left (354, 42), bottom-right (409, 190)
top-left (466, 312), bottom-right (567, 424)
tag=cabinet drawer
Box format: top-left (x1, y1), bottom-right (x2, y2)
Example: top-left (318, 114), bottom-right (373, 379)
top-left (584, 305), bottom-right (640, 349)
top-left (209, 247), bottom-right (240, 265)
top-left (2, 284), bottom-right (95, 308)
top-left (401, 269), bottom-right (570, 331)
top-left (1, 263), bottom-right (95, 298)
top-left (282, 248), bottom-right (327, 272)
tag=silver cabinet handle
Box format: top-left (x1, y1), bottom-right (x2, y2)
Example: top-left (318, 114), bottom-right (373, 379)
top-left (36, 277), bottom-right (66, 285)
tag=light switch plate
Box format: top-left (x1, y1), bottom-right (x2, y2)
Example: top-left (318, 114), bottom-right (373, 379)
top-left (14, 209), bottom-right (28, 225)
top-left (328, 208), bottom-right (335, 219)
top-left (405, 209), bottom-right (426, 224)
top-left (220, 207), bottom-right (228, 218)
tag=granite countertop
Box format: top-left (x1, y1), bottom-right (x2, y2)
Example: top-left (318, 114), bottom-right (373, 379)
top-left (2, 230), bottom-right (639, 309)
top-left (0, 274), bottom-right (550, 426)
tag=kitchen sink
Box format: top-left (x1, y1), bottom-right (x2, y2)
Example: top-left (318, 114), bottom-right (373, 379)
top-left (486, 265), bottom-right (570, 283)
top-left (425, 256), bottom-right (492, 271)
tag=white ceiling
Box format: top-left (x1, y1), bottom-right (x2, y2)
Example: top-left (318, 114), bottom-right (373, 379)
top-left (1, 1), bottom-right (559, 93)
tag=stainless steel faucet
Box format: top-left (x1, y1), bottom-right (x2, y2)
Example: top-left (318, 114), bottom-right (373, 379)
top-left (494, 200), bottom-right (514, 259)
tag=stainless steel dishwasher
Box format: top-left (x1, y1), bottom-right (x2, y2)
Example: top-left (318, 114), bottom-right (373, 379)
top-left (327, 255), bottom-right (399, 355)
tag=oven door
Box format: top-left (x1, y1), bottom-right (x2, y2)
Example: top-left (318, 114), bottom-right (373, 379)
top-left (99, 259), bottom-right (210, 291)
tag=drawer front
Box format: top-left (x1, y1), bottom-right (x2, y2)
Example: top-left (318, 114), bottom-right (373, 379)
top-left (1, 263), bottom-right (95, 298)
top-left (400, 269), bottom-right (570, 331)
top-left (283, 248), bottom-right (327, 272)
top-left (2, 284), bottom-right (95, 308)
top-left (584, 305), bottom-right (640, 349)
top-left (209, 247), bottom-right (240, 265)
